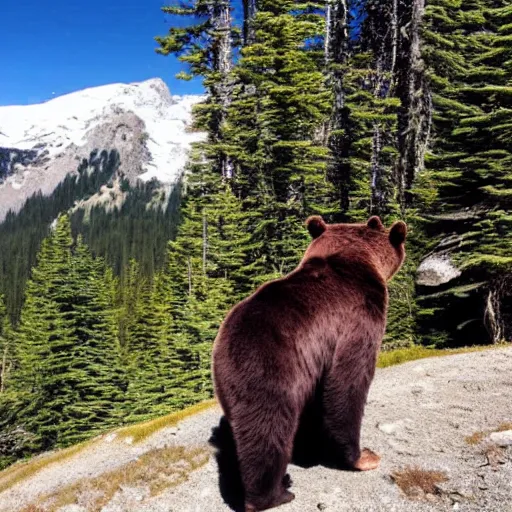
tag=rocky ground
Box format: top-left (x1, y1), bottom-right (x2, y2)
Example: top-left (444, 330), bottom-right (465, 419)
top-left (1, 347), bottom-right (511, 512)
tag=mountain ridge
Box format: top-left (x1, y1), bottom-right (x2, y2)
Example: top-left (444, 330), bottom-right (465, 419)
top-left (0, 78), bottom-right (205, 221)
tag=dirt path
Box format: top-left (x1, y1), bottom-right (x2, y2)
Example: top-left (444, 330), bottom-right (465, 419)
top-left (1, 347), bottom-right (511, 512)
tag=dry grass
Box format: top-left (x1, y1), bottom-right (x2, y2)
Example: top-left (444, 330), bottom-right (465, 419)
top-left (31, 445), bottom-right (209, 512)
top-left (0, 400), bottom-right (216, 496)
top-left (0, 439), bottom-right (95, 495)
top-left (377, 344), bottom-right (503, 369)
top-left (391, 466), bottom-right (449, 498)
top-left (465, 431), bottom-right (486, 445)
top-left (116, 399), bottom-right (217, 444)
top-left (465, 422), bottom-right (512, 445)
top-left (480, 443), bottom-right (507, 470)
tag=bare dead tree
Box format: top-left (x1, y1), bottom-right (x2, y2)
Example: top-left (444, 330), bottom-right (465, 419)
top-left (395, 0), bottom-right (432, 207)
top-left (326, 0), bottom-right (351, 217)
top-left (484, 276), bottom-right (512, 344)
top-left (211, 0), bottom-right (234, 179)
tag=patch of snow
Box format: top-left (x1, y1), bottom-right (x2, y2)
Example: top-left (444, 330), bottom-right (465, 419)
top-left (0, 78), bottom-right (205, 186)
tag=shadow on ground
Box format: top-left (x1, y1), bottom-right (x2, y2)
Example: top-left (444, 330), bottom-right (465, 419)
top-left (208, 396), bottom-right (353, 511)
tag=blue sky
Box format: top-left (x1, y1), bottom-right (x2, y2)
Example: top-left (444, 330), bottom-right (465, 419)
top-left (0, 0), bottom-right (205, 106)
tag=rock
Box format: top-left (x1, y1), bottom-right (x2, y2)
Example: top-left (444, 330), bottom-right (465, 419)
top-left (378, 422), bottom-right (398, 435)
top-left (489, 430), bottom-right (512, 447)
top-left (416, 254), bottom-right (462, 286)
top-left (317, 503), bottom-right (327, 510)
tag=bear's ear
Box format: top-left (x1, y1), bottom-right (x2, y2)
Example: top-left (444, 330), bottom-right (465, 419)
top-left (306, 216), bottom-right (327, 239)
top-left (389, 221), bottom-right (407, 247)
top-left (367, 216), bottom-right (384, 231)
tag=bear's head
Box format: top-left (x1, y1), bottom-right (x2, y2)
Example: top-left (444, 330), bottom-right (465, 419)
top-left (303, 215), bottom-right (407, 281)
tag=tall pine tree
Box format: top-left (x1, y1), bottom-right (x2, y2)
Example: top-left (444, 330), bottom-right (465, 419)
top-left (12, 216), bottom-right (125, 449)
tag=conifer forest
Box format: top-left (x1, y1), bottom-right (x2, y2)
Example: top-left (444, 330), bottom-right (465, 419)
top-left (1, 0), bottom-right (511, 468)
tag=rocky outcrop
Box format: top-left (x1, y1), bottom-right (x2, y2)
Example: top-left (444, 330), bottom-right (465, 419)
top-left (416, 254), bottom-right (462, 287)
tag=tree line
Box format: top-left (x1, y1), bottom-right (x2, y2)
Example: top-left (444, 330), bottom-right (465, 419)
top-left (0, 213), bottom-right (222, 468)
top-left (154, 0), bottom-right (512, 346)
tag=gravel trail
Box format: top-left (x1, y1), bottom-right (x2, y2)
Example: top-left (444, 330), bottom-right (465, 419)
top-left (1, 347), bottom-right (511, 512)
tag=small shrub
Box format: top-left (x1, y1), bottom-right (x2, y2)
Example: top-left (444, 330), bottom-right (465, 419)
top-left (465, 431), bottom-right (486, 445)
top-left (391, 466), bottom-right (448, 498)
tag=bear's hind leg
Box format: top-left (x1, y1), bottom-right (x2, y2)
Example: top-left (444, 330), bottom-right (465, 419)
top-left (322, 338), bottom-right (380, 471)
top-left (232, 402), bottom-right (298, 511)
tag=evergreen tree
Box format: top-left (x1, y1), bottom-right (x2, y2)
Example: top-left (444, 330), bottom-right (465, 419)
top-left (156, 0), bottom-right (235, 177)
top-left (225, 0), bottom-right (335, 281)
top-left (163, 157), bottom-right (252, 404)
top-left (13, 218), bottom-right (77, 450)
top-left (117, 259), bottom-right (146, 353)
top-left (414, 0), bottom-right (512, 346)
top-left (59, 236), bottom-right (126, 442)
top-left (0, 150), bottom-right (120, 322)
top-left (12, 216), bottom-right (125, 450)
top-left (124, 271), bottom-right (175, 422)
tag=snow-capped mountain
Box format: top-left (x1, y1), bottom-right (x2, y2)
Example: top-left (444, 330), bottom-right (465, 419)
top-left (0, 78), bottom-right (205, 220)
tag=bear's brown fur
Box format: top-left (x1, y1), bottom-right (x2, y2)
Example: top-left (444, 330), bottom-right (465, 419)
top-left (212, 216), bottom-right (407, 511)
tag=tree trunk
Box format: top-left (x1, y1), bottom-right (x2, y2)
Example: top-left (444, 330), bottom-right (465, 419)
top-left (212, 0), bottom-right (234, 179)
top-left (0, 345), bottom-right (8, 394)
top-left (370, 124), bottom-right (386, 213)
top-left (202, 211), bottom-right (208, 276)
top-left (326, 0), bottom-right (351, 218)
top-left (243, 0), bottom-right (257, 45)
top-left (485, 287), bottom-right (503, 344)
top-left (214, 0), bottom-right (232, 77)
top-left (325, 1), bottom-right (332, 65)
top-left (484, 277), bottom-right (512, 344)
top-left (391, 0), bottom-right (398, 75)
top-left (396, 0), bottom-right (432, 207)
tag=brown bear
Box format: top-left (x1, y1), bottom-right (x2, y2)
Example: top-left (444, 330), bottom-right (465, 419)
top-left (212, 215), bottom-right (407, 511)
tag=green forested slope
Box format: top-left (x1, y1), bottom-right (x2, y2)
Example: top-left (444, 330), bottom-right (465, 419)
top-left (0, 150), bottom-right (181, 323)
